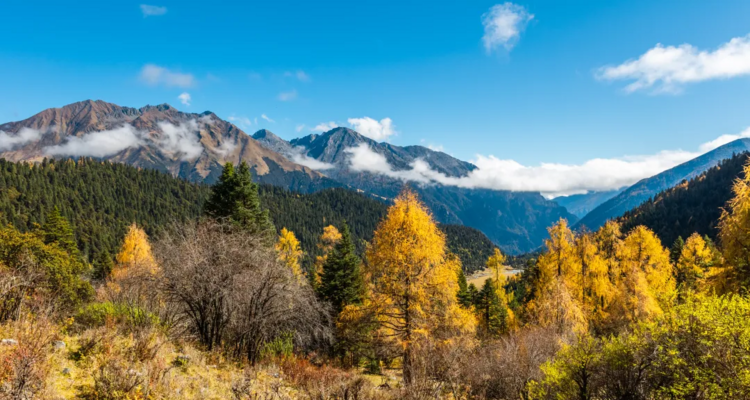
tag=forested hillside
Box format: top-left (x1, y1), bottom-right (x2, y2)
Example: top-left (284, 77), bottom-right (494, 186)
top-left (619, 152), bottom-right (749, 246)
top-left (0, 157), bottom-right (495, 273)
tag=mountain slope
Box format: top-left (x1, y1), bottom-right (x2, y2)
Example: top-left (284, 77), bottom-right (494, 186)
top-left (0, 100), bottom-right (338, 191)
top-left (257, 127), bottom-right (578, 254)
top-left (618, 152), bottom-right (749, 246)
top-left (0, 157), bottom-right (494, 273)
top-left (576, 139), bottom-right (750, 230)
top-left (553, 188), bottom-right (624, 218)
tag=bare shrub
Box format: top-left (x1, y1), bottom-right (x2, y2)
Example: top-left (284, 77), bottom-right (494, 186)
top-left (77, 359), bottom-right (145, 400)
top-left (462, 326), bottom-right (562, 400)
top-left (156, 219), bottom-right (330, 363)
top-left (0, 316), bottom-right (56, 400)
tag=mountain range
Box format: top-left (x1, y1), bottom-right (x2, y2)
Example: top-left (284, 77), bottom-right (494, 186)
top-left (0, 100), bottom-right (579, 254)
top-left (5, 100), bottom-right (748, 255)
top-left (575, 138), bottom-right (750, 230)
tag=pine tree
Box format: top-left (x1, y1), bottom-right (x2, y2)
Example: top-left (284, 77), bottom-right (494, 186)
top-left (203, 161), bottom-right (275, 240)
top-left (319, 222), bottom-right (363, 316)
top-left (93, 250), bottom-right (115, 280)
top-left (676, 233), bottom-right (712, 293)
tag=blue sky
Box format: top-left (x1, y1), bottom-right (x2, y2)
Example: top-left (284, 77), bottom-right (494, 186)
top-left (3, 0), bottom-right (750, 195)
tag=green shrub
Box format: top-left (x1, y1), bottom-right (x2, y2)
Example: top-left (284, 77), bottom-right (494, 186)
top-left (74, 302), bottom-right (159, 330)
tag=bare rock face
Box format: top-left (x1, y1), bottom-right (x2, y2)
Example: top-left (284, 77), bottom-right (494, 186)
top-left (0, 100), bottom-right (336, 191)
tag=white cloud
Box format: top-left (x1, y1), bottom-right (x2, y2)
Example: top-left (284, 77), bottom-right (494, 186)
top-left (295, 124), bottom-right (306, 133)
top-left (597, 34), bottom-right (750, 93)
top-left (312, 121), bottom-right (338, 132)
top-left (699, 127), bottom-right (750, 152)
top-left (228, 115), bottom-right (252, 130)
top-left (140, 4), bottom-right (167, 17)
top-left (198, 114), bottom-right (216, 125)
top-left (284, 70), bottom-right (310, 82)
top-left (261, 114), bottom-right (275, 123)
top-left (45, 125), bottom-right (144, 158)
top-left (288, 147), bottom-right (335, 170)
top-left (0, 127), bottom-right (43, 151)
top-left (139, 64), bottom-right (195, 88)
top-left (178, 92), bottom-right (191, 106)
top-left (348, 117), bottom-right (395, 141)
top-left (482, 3), bottom-right (533, 53)
top-left (277, 90), bottom-right (298, 101)
top-left (213, 140), bottom-right (237, 158)
top-left (157, 120), bottom-right (204, 160)
top-left (343, 127), bottom-right (750, 197)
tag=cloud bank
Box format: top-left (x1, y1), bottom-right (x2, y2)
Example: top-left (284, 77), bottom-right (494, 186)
top-left (312, 121), bottom-right (338, 132)
top-left (343, 127), bottom-right (750, 197)
top-left (288, 147), bottom-right (335, 170)
top-left (45, 125), bottom-right (144, 158)
top-left (482, 3), bottom-right (533, 53)
top-left (0, 127), bottom-right (44, 151)
top-left (348, 117), bottom-right (395, 141)
top-left (139, 64), bottom-right (195, 88)
top-left (44, 120), bottom-right (207, 161)
top-left (597, 33), bottom-right (750, 93)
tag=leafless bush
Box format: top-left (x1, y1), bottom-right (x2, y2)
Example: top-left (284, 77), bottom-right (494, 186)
top-left (156, 219), bottom-right (331, 363)
top-left (77, 359), bottom-right (145, 400)
top-left (0, 316), bottom-right (56, 400)
top-left (461, 326), bottom-right (562, 399)
top-left (0, 254), bottom-right (45, 323)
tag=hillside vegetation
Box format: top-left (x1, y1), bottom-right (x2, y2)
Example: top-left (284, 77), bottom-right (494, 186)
top-left (619, 152), bottom-right (749, 246)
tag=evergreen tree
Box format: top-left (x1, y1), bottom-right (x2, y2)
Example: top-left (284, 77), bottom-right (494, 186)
top-left (475, 279), bottom-right (508, 336)
top-left (456, 269), bottom-right (473, 308)
top-left (467, 283), bottom-right (479, 305)
top-left (203, 161), bottom-right (275, 240)
top-left (38, 206), bottom-right (80, 259)
top-left (93, 250), bottom-right (115, 280)
top-left (670, 236), bottom-right (685, 265)
top-left (319, 222), bottom-right (363, 316)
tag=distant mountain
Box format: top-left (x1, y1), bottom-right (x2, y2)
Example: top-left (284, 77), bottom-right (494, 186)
top-left (553, 188), bottom-right (625, 218)
top-left (576, 139), bottom-right (750, 230)
top-left (619, 152), bottom-right (749, 246)
top-left (256, 127), bottom-right (577, 254)
top-left (0, 100), bottom-right (338, 192)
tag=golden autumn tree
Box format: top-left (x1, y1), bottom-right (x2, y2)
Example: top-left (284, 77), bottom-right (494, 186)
top-left (718, 161), bottom-right (750, 291)
top-left (313, 225), bottom-right (342, 287)
top-left (526, 219), bottom-right (588, 335)
top-left (363, 188), bottom-right (476, 384)
top-left (484, 248), bottom-right (515, 329)
top-left (609, 226), bottom-right (675, 329)
top-left (594, 220), bottom-right (623, 284)
top-left (675, 233), bottom-right (712, 293)
top-left (106, 223), bottom-right (157, 303)
top-left (574, 231), bottom-right (613, 329)
top-left (276, 227), bottom-right (304, 279)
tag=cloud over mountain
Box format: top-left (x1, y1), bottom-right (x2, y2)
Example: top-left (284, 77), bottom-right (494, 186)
top-left (0, 127), bottom-right (44, 151)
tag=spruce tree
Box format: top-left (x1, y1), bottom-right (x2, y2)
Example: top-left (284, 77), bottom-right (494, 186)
top-left (319, 222), bottom-right (363, 316)
top-left (476, 279), bottom-right (508, 336)
top-left (93, 250), bottom-right (114, 280)
top-left (203, 161), bottom-right (275, 240)
top-left (457, 269), bottom-right (473, 308)
top-left (39, 206), bottom-right (80, 259)
top-left (670, 236), bottom-right (685, 265)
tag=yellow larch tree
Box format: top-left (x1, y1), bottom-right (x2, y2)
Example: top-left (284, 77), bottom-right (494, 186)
top-left (526, 219), bottom-right (588, 335)
top-left (364, 188), bottom-right (476, 384)
top-left (276, 227), bottom-right (304, 279)
top-left (574, 231), bottom-right (613, 329)
top-left (594, 220), bottom-right (624, 285)
top-left (718, 161), bottom-right (750, 292)
top-left (485, 247), bottom-right (516, 328)
top-left (676, 233), bottom-right (712, 293)
top-left (609, 226), bottom-right (675, 329)
top-left (313, 225), bottom-right (342, 287)
top-left (106, 223), bottom-right (157, 302)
